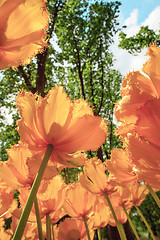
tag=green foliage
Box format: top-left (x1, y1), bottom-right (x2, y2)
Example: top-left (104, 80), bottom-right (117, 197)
top-left (61, 167), bottom-right (83, 184)
top-left (130, 191), bottom-right (160, 238)
top-left (4, 217), bottom-right (12, 230)
top-left (54, 0), bottom-right (123, 159)
top-left (119, 26), bottom-right (160, 54)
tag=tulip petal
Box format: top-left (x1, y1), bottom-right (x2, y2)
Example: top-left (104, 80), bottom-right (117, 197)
top-left (56, 116), bottom-right (107, 152)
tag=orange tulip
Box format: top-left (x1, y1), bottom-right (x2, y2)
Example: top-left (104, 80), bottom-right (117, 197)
top-left (16, 86), bottom-right (107, 168)
top-left (108, 207), bottom-right (128, 227)
top-left (135, 98), bottom-right (160, 147)
top-left (36, 175), bottom-right (67, 223)
top-left (79, 157), bottom-right (116, 196)
top-left (18, 175), bottom-right (67, 224)
top-left (112, 186), bottom-right (133, 210)
top-left (63, 182), bottom-right (97, 220)
top-left (115, 46), bottom-right (160, 125)
top-left (79, 157), bottom-right (115, 195)
top-left (0, 178), bottom-right (17, 219)
top-left (0, 211), bottom-right (44, 239)
top-left (0, 207), bottom-right (39, 239)
top-left (138, 170), bottom-right (160, 189)
top-left (143, 46), bottom-right (160, 95)
top-left (114, 46), bottom-right (160, 189)
top-left (115, 183), bottom-right (148, 210)
top-left (58, 218), bottom-right (94, 240)
top-left (127, 183), bottom-right (149, 206)
top-left (106, 148), bottom-right (137, 186)
top-left (0, 0), bottom-right (49, 70)
top-left (125, 133), bottom-right (160, 188)
top-left (91, 200), bottom-right (110, 229)
top-left (0, 142), bottom-right (58, 189)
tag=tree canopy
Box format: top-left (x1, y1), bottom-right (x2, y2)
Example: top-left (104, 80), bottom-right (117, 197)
top-left (119, 26), bottom-right (160, 54)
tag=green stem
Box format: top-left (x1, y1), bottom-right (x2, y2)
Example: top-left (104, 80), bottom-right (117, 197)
top-left (103, 192), bottom-right (127, 240)
top-left (134, 204), bottom-right (156, 240)
top-left (13, 144), bottom-right (53, 240)
top-left (46, 213), bottom-right (51, 240)
top-left (52, 224), bottom-right (55, 240)
top-left (82, 215), bottom-right (91, 240)
top-left (146, 184), bottom-right (160, 208)
top-left (97, 228), bottom-right (101, 240)
top-left (122, 204), bottom-right (140, 240)
top-left (34, 196), bottom-right (43, 240)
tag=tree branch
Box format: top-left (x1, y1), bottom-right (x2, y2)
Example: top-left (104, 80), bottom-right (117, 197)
top-left (89, 61), bottom-right (96, 110)
top-left (36, 0), bottom-right (65, 96)
top-left (96, 39), bottom-right (104, 116)
top-left (73, 36), bottom-right (86, 99)
top-left (18, 66), bottom-right (36, 94)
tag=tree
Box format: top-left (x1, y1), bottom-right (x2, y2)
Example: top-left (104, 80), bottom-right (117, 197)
top-left (55, 0), bottom-right (123, 159)
top-left (118, 26), bottom-right (160, 54)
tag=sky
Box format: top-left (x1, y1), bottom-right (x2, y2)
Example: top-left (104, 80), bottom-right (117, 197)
top-left (111, 0), bottom-right (160, 76)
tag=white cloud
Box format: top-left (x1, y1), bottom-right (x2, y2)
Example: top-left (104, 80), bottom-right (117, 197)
top-left (141, 6), bottom-right (160, 31)
top-left (124, 9), bottom-right (138, 27)
top-left (123, 9), bottom-right (140, 37)
top-left (112, 44), bottom-right (148, 76)
top-left (112, 6), bottom-right (160, 76)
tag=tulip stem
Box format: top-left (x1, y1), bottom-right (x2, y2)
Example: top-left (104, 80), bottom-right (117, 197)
top-left (122, 204), bottom-right (140, 240)
top-left (82, 215), bottom-right (91, 240)
top-left (134, 204), bottom-right (156, 240)
top-left (52, 224), bottom-right (55, 240)
top-left (146, 184), bottom-right (160, 208)
top-left (46, 213), bottom-right (51, 240)
top-left (97, 228), bottom-right (101, 240)
top-left (104, 192), bottom-right (127, 240)
top-left (34, 196), bottom-right (43, 240)
top-left (12, 144), bottom-right (54, 240)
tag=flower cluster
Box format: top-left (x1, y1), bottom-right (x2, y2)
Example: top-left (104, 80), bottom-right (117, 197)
top-left (115, 46), bottom-right (160, 189)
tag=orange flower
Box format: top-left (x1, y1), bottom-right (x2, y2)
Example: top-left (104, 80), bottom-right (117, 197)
top-left (10, 208), bottom-right (40, 239)
top-left (125, 133), bottom-right (160, 188)
top-left (114, 46), bottom-right (160, 189)
top-left (16, 86), bottom-right (107, 167)
top-left (58, 218), bottom-right (94, 240)
top-left (0, 0), bottom-right (49, 70)
top-left (115, 46), bottom-right (160, 125)
top-left (112, 186), bottom-right (133, 210)
top-left (18, 175), bottom-right (67, 224)
top-left (79, 157), bottom-right (116, 195)
top-left (108, 207), bottom-right (128, 227)
top-left (63, 182), bottom-right (97, 220)
top-left (106, 148), bottom-right (137, 185)
top-left (36, 175), bottom-right (67, 223)
top-left (127, 183), bottom-right (149, 206)
top-left (0, 178), bottom-right (17, 219)
top-left (114, 183), bottom-right (148, 210)
top-left (91, 201), bottom-right (110, 229)
top-left (0, 142), bottom-right (58, 189)
top-left (135, 98), bottom-right (160, 147)
top-left (0, 207), bottom-right (40, 239)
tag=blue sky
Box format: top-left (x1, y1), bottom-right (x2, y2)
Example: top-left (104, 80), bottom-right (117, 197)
top-left (120, 0), bottom-right (160, 24)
